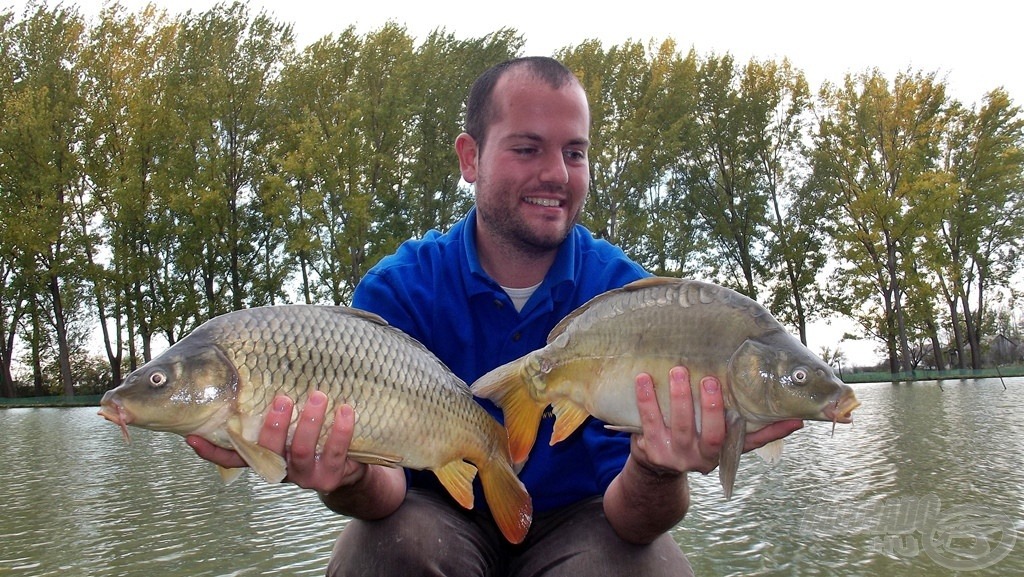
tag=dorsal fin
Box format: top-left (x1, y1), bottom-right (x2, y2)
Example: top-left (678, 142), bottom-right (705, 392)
top-left (620, 276), bottom-right (683, 291)
top-left (339, 306), bottom-right (391, 327)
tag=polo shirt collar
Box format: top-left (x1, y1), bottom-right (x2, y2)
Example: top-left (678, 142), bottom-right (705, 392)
top-left (460, 207), bottom-right (578, 305)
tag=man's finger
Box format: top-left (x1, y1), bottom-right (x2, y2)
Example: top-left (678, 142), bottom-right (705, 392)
top-left (258, 395), bottom-right (294, 454)
top-left (187, 435), bottom-right (247, 468)
top-left (289, 391), bottom-right (328, 467)
top-left (697, 376), bottom-right (725, 458)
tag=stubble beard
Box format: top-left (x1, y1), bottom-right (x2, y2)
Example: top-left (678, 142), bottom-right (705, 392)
top-left (476, 180), bottom-right (582, 257)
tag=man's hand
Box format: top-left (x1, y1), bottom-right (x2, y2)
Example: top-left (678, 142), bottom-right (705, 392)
top-left (186, 391), bottom-right (366, 493)
top-left (629, 366), bottom-right (804, 475)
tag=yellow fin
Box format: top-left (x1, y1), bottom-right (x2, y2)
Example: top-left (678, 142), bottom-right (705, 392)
top-left (477, 451), bottom-right (533, 544)
top-left (471, 361), bottom-right (546, 464)
top-left (225, 424), bottom-right (287, 483)
top-left (347, 450), bottom-right (404, 467)
top-left (433, 459), bottom-right (478, 510)
top-left (550, 399), bottom-right (591, 445)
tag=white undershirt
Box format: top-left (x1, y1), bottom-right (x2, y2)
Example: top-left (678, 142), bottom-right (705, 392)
top-left (502, 282), bottom-right (542, 312)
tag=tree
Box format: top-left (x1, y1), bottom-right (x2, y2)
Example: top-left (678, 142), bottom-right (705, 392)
top-left (0, 4), bottom-right (89, 395)
top-left (812, 69), bottom-right (949, 373)
top-left (927, 89), bottom-right (1024, 368)
top-left (79, 3), bottom-right (180, 381)
top-left (741, 57), bottom-right (822, 343)
top-left (163, 1), bottom-right (294, 324)
top-left (670, 53), bottom-right (774, 297)
top-left (402, 28), bottom-right (520, 236)
top-left (562, 39), bottom-right (702, 277)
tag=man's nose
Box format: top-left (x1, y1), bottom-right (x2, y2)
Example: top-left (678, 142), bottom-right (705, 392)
top-left (538, 151), bottom-right (569, 184)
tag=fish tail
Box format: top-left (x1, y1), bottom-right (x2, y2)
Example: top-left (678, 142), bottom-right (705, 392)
top-left (471, 361), bottom-right (545, 464)
top-left (478, 452), bottom-right (533, 544)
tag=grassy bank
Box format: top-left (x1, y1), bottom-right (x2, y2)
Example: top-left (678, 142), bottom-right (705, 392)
top-left (839, 365), bottom-right (1024, 384)
top-left (0, 394), bottom-right (104, 408)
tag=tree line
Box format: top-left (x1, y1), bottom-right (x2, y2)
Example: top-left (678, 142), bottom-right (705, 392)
top-left (2, 1), bottom-right (1022, 397)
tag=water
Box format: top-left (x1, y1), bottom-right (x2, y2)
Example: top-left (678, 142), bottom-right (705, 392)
top-left (1, 407), bottom-right (349, 576)
top-left (680, 378), bottom-right (1024, 576)
top-left (2, 379), bottom-right (1023, 576)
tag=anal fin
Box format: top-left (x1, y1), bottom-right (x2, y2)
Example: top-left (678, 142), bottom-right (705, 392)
top-left (551, 400), bottom-right (590, 445)
top-left (434, 459), bottom-right (479, 510)
top-left (754, 438), bottom-right (784, 464)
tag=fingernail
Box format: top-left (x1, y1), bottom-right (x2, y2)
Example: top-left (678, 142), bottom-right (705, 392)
top-left (702, 378), bottom-right (720, 394)
top-left (309, 392), bottom-right (325, 406)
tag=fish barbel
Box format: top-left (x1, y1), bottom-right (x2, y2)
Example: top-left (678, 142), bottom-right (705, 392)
top-left (471, 277), bottom-right (860, 498)
top-left (99, 305), bottom-right (532, 543)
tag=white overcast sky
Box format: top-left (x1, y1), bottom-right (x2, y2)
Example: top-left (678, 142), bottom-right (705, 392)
top-left (9, 0), bottom-right (1020, 365)
top-left (7, 0), bottom-right (1022, 103)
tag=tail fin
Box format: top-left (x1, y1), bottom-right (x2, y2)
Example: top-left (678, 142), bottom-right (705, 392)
top-left (471, 360), bottom-right (546, 464)
top-left (477, 450), bottom-right (533, 544)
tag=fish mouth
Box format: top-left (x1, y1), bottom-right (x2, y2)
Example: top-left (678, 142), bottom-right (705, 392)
top-left (823, 393), bottom-right (861, 425)
top-left (98, 400), bottom-right (133, 443)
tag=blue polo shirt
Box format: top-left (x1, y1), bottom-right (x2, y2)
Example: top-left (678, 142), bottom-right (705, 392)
top-left (352, 208), bottom-right (649, 513)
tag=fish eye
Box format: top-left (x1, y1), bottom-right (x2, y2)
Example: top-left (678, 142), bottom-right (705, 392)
top-left (791, 367), bottom-right (809, 385)
top-left (148, 370), bottom-right (168, 388)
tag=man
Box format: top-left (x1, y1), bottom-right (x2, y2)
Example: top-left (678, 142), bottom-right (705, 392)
top-left (189, 56), bottom-right (802, 576)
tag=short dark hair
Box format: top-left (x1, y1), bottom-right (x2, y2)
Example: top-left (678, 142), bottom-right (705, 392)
top-left (464, 56), bottom-right (582, 149)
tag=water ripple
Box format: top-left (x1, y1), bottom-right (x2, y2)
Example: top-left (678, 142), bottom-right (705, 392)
top-left (4, 379), bottom-right (1024, 576)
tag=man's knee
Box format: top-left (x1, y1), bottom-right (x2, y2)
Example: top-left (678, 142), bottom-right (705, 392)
top-left (326, 490), bottom-right (495, 577)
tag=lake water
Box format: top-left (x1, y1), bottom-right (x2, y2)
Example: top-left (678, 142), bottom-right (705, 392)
top-left (2, 379), bottom-right (1022, 576)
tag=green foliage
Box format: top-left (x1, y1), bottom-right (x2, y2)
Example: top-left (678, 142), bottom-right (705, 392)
top-left (0, 4), bottom-right (1021, 395)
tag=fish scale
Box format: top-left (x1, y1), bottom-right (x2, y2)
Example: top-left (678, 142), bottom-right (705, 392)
top-left (99, 305), bottom-right (532, 544)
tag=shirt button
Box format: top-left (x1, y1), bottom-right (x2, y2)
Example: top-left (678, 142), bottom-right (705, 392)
top-left (494, 299), bottom-right (504, 308)
top-left (512, 332), bottom-right (522, 341)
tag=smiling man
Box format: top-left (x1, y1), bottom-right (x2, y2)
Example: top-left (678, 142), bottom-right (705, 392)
top-left (189, 56), bottom-right (802, 576)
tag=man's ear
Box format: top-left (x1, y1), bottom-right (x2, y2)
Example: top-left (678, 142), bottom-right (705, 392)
top-left (455, 132), bottom-right (479, 183)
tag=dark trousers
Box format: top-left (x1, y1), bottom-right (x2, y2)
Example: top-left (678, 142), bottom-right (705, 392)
top-left (326, 488), bottom-right (694, 577)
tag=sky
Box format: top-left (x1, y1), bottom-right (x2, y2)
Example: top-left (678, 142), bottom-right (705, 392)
top-left (9, 0), bottom-right (1014, 105)
top-left (8, 0), bottom-right (1021, 366)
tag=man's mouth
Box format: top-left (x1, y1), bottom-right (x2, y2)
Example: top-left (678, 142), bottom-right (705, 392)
top-left (524, 197), bottom-right (562, 208)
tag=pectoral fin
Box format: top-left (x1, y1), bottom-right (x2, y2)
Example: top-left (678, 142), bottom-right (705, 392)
top-left (719, 409), bottom-right (746, 500)
top-left (347, 450), bottom-right (404, 467)
top-left (225, 423), bottom-right (287, 483)
top-left (604, 424), bottom-right (643, 435)
top-left (217, 465), bottom-right (247, 484)
top-left (754, 438), bottom-right (784, 464)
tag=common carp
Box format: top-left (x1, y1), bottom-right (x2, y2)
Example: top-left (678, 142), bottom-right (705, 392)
top-left (470, 277), bottom-right (860, 498)
top-left (99, 305), bottom-right (532, 543)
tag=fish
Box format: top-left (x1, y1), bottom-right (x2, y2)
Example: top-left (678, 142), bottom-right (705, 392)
top-left (470, 277), bottom-right (860, 499)
top-left (99, 305), bottom-right (532, 544)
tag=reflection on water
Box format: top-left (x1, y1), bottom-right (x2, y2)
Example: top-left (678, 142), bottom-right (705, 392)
top-left (1, 407), bottom-right (348, 576)
top-left (2, 379), bottom-right (1023, 576)
top-left (678, 377), bottom-right (1024, 577)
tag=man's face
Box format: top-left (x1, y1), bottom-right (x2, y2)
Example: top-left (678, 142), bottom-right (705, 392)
top-left (457, 72), bottom-right (591, 256)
